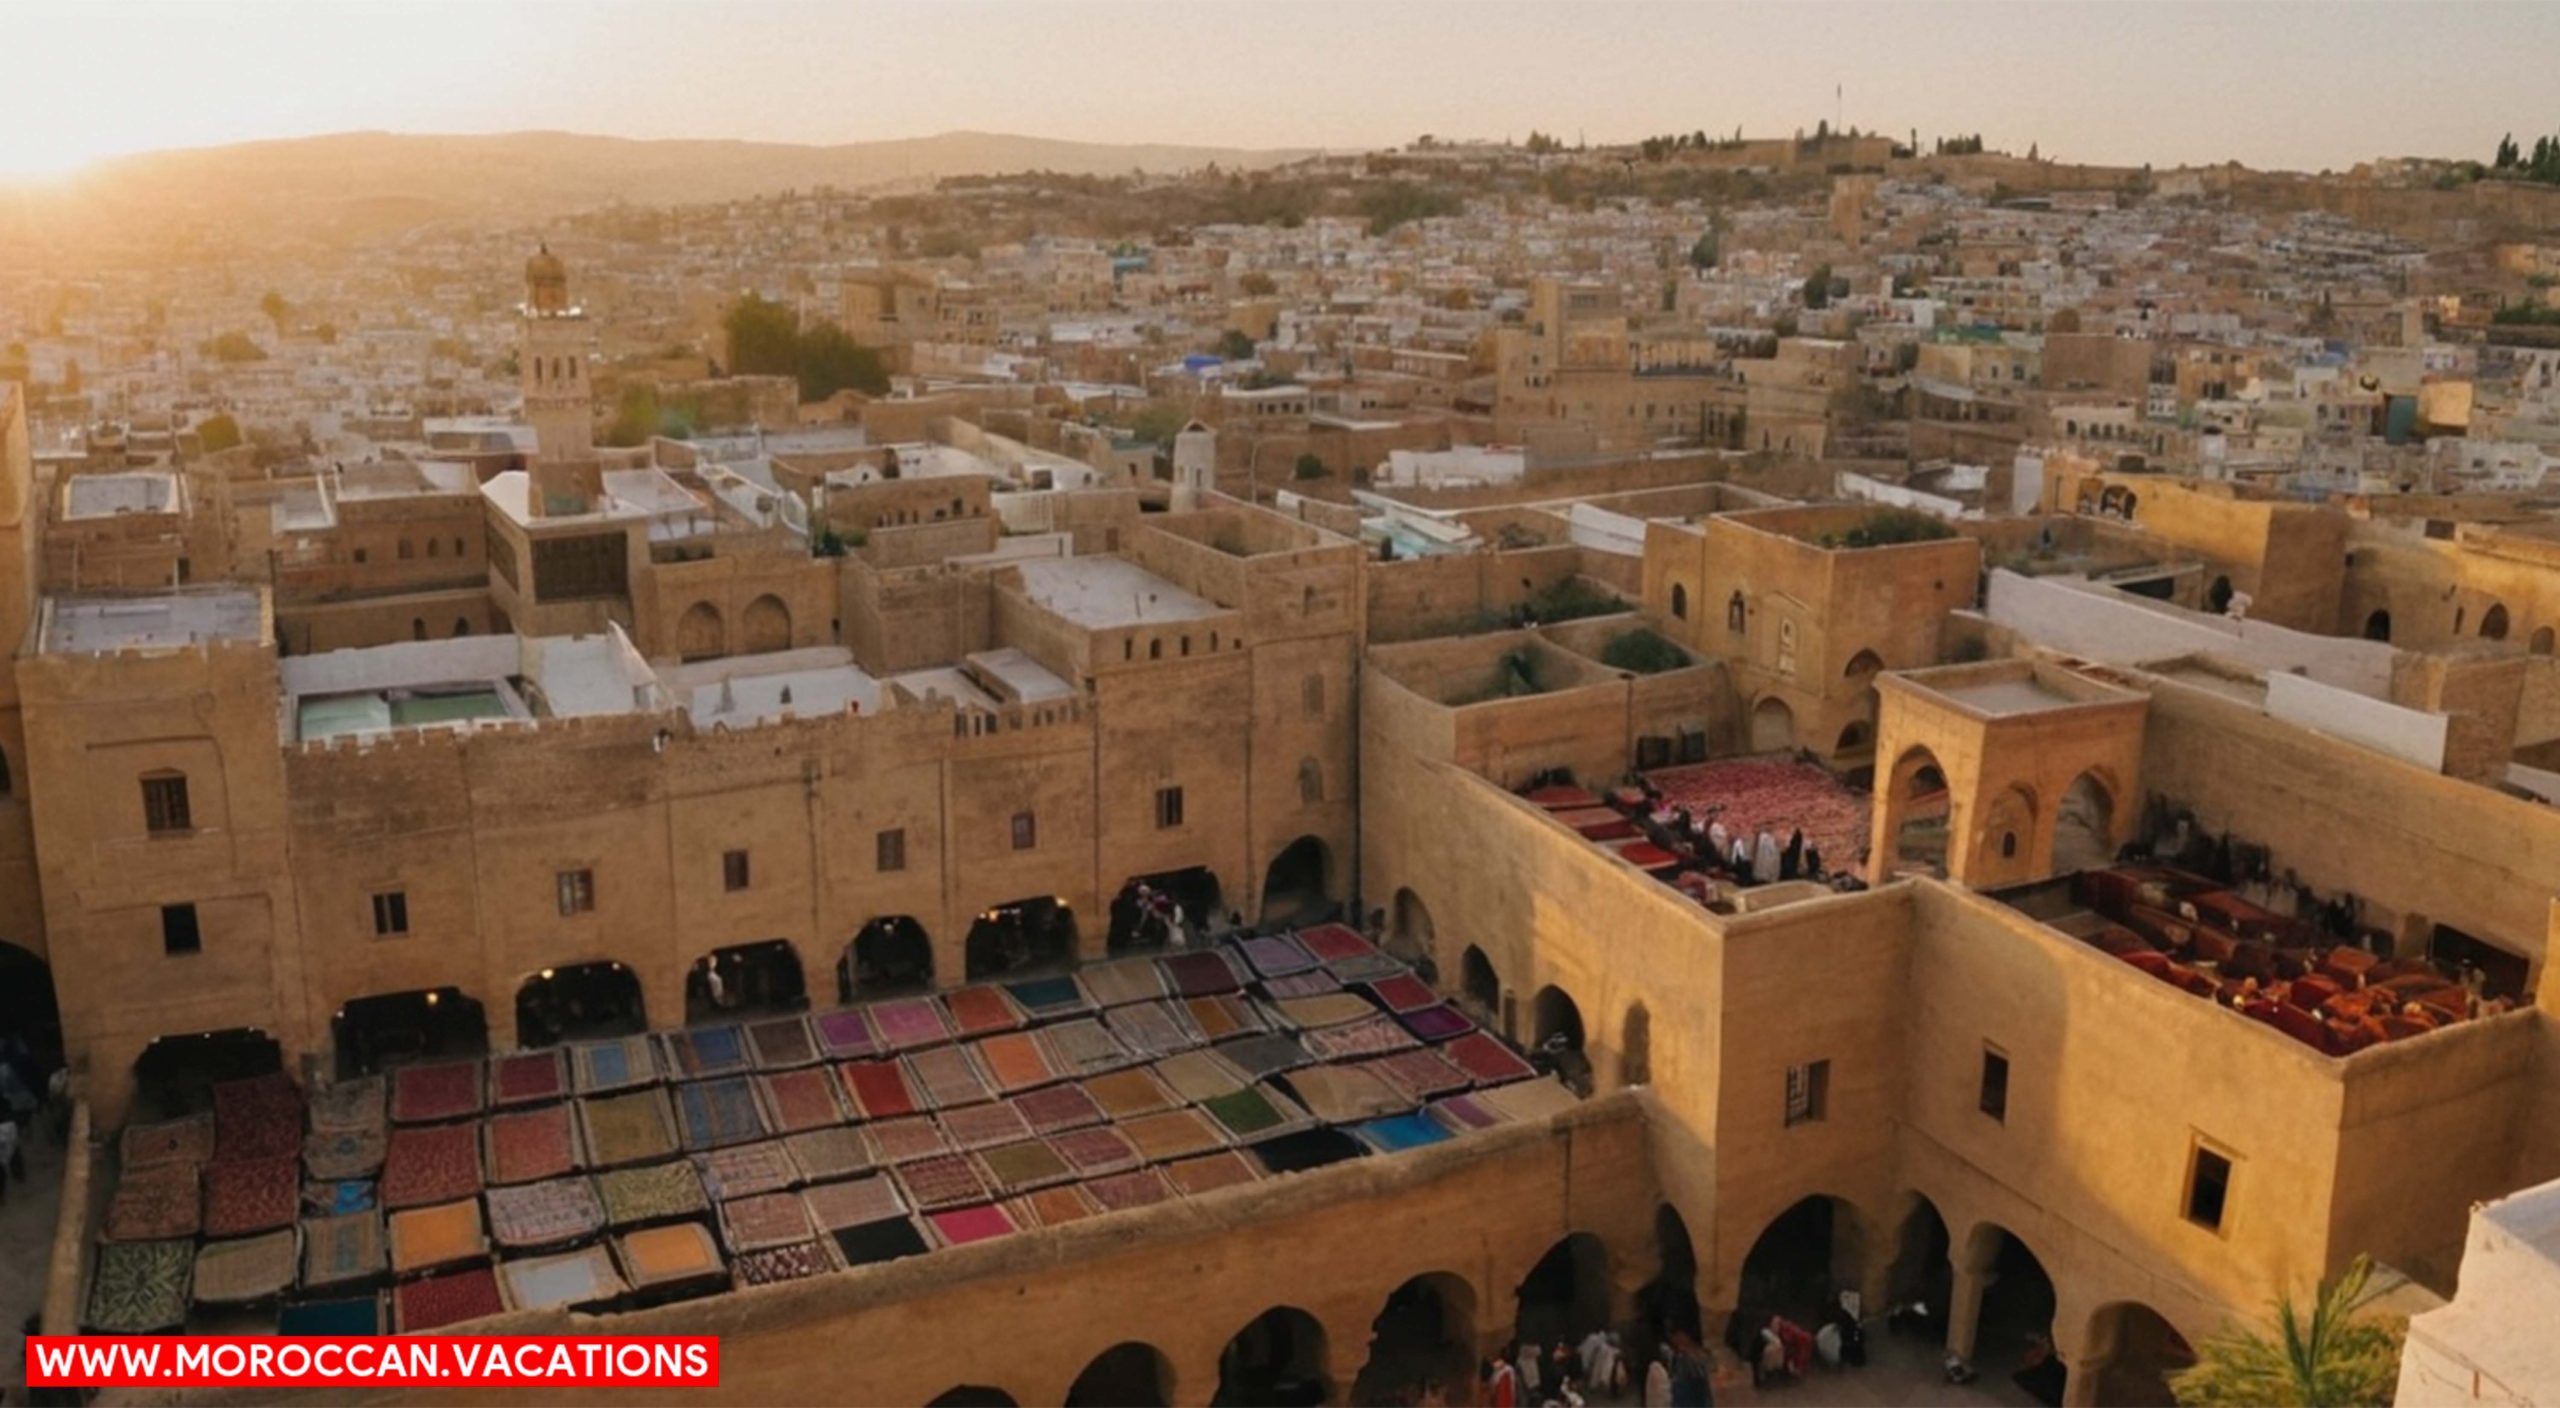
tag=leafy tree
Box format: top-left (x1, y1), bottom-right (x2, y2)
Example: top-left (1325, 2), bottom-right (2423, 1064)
top-left (203, 332), bottom-right (268, 363)
top-left (315, 322), bottom-right (338, 345)
top-left (259, 290), bottom-right (289, 334)
top-left (1216, 329), bottom-right (1257, 361)
top-left (2494, 133), bottom-right (2518, 168)
top-left (1601, 628), bottom-right (1688, 674)
top-left (2170, 1256), bottom-right (2400, 1408)
top-left (194, 413), bottom-right (243, 454)
top-left (1292, 452), bottom-right (1327, 481)
top-left (722, 294), bottom-right (801, 378)
top-left (1237, 271), bottom-right (1278, 298)
top-left (794, 322), bottom-right (889, 401)
top-left (1128, 404), bottom-right (1189, 446)
top-left (1357, 183), bottom-right (1457, 236)
top-left (1802, 263), bottom-right (1833, 310)
top-left (1688, 230), bottom-right (1721, 272)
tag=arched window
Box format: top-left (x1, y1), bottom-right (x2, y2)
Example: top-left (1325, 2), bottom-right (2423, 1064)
top-left (1671, 583), bottom-right (1689, 621)
top-left (454, 536), bottom-right (467, 557)
top-left (426, 538), bottom-right (441, 558)
top-left (1297, 758), bottom-right (1324, 805)
top-left (1727, 592), bottom-right (1747, 633)
top-left (411, 618), bottom-right (427, 641)
top-left (453, 618), bottom-right (472, 637)
top-left (397, 539), bottom-right (414, 561)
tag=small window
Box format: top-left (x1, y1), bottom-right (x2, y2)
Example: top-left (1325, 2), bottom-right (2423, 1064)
top-left (142, 772), bottom-right (192, 835)
top-left (1671, 583), bottom-right (1690, 621)
top-left (371, 890), bottom-right (410, 937)
top-left (722, 850), bottom-right (751, 892)
top-left (876, 828), bottom-right (907, 872)
top-left (2184, 1140), bottom-right (2234, 1231)
top-left (161, 903), bottom-right (201, 955)
top-left (1979, 1047), bottom-right (2010, 1123)
top-left (1727, 592), bottom-right (1747, 633)
top-left (411, 618), bottom-right (427, 641)
top-left (1784, 1059), bottom-right (1830, 1127)
top-left (426, 538), bottom-right (441, 558)
top-left (398, 539), bottom-right (414, 561)
top-left (1149, 639), bottom-right (1162, 661)
top-left (0, 745), bottom-right (11, 797)
top-left (353, 547), bottom-right (368, 565)
top-left (1302, 674), bottom-right (1325, 716)
top-left (2000, 831), bottom-right (2018, 859)
top-left (1010, 811), bottom-right (1036, 851)
top-left (556, 868), bottom-right (595, 917)
top-left (1155, 787), bottom-right (1185, 829)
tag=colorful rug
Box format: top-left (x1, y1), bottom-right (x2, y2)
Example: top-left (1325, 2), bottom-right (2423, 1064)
top-left (1294, 924), bottom-right (1373, 962)
top-left (485, 1177), bottom-right (606, 1249)
top-left (307, 1076), bottom-right (386, 1132)
top-left (866, 1117), bottom-right (951, 1166)
top-left (1009, 1183), bottom-right (1102, 1228)
top-left (595, 1161), bottom-right (709, 1227)
top-left (380, 1123), bottom-right (484, 1210)
top-left (1116, 1109), bottom-right (1228, 1164)
top-left (782, 1126), bottom-right (876, 1185)
top-left (104, 1164), bottom-right (200, 1242)
top-left (754, 1067), bottom-right (845, 1134)
top-left (902, 1044), bottom-right (993, 1110)
top-left (1440, 1032), bottom-right (1537, 1085)
top-left (614, 1222), bottom-right (725, 1288)
top-left (970, 1031), bottom-right (1061, 1094)
top-left (1150, 1050), bottom-right (1247, 1104)
top-left (120, 1112), bottom-right (215, 1172)
top-left (693, 1141), bottom-right (797, 1203)
top-left (1045, 1126), bottom-right (1142, 1178)
top-left (387, 1198), bottom-right (487, 1274)
top-left (1002, 974), bottom-right (1093, 1022)
top-left (488, 1052), bottom-right (568, 1109)
top-left (570, 1035), bottom-right (660, 1094)
top-left (1081, 957), bottom-right (1170, 1008)
top-left (303, 1125), bottom-right (386, 1182)
top-left (938, 1101), bottom-right (1033, 1152)
top-left (1082, 1067), bottom-right (1178, 1121)
top-left (1364, 973), bottom-right (1441, 1015)
top-left (801, 1175), bottom-right (905, 1232)
top-left (1008, 1082), bottom-right (1107, 1136)
top-left (1271, 991), bottom-right (1377, 1029)
top-left (1258, 970), bottom-right (1343, 1000)
top-left (1282, 1065), bottom-right (1411, 1124)
top-left (1101, 1000), bottom-right (1198, 1059)
top-left (1361, 1048), bottom-right (1473, 1102)
top-left (212, 1074), bottom-right (304, 1163)
top-left (1082, 1167), bottom-right (1176, 1213)
top-left (1476, 1078), bottom-right (1582, 1122)
top-left (389, 1061), bottom-right (484, 1125)
top-left (746, 1016), bottom-right (818, 1070)
top-left (499, 1245), bottom-right (626, 1313)
top-left (732, 1240), bottom-right (838, 1288)
top-left (942, 985), bottom-right (1025, 1038)
top-left (1325, 952), bottom-right (1409, 984)
top-left (203, 1155), bottom-right (302, 1236)
top-left (830, 1216), bottom-right (931, 1268)
top-left (810, 1007), bottom-right (881, 1062)
top-left (1300, 1013), bottom-right (1421, 1061)
top-left (1216, 1033), bottom-right (1316, 1081)
top-left (975, 1139), bottom-right (1073, 1195)
top-left (673, 1076), bottom-right (769, 1151)
top-left (1238, 933), bottom-right (1318, 978)
top-left (1397, 1004), bottom-right (1476, 1043)
top-left (300, 1210), bottom-right (386, 1289)
top-left (86, 1239), bottom-right (194, 1333)
top-left (720, 1191), bottom-right (816, 1252)
top-left (1353, 1112), bottom-right (1458, 1154)
top-left (663, 1025), bottom-right (752, 1080)
top-left (1034, 1019), bottom-right (1132, 1078)
top-left (1164, 1151), bottom-right (1263, 1198)
top-left (1160, 950), bottom-right (1244, 996)
top-left (579, 1089), bottom-right (679, 1168)
top-left (894, 1153), bottom-right (992, 1211)
top-left (394, 1266), bottom-right (503, 1333)
top-left (836, 1060), bottom-right (922, 1119)
top-left (1180, 994), bottom-right (1266, 1042)
top-left (303, 1179), bottom-right (376, 1216)
top-left (192, 1229), bottom-right (298, 1305)
top-left (484, 1105), bottom-right (579, 1187)
top-left (925, 1203), bottom-right (1017, 1248)
top-left (1200, 1084), bottom-right (1314, 1144)
top-left (1425, 1093), bottom-right (1507, 1134)
top-left (868, 996), bottom-right (952, 1053)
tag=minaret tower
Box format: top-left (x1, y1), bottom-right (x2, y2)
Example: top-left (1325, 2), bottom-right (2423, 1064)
top-left (519, 244), bottom-right (601, 517)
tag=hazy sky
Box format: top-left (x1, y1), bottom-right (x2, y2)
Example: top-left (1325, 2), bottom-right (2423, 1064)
top-left (7, 0), bottom-right (2552, 177)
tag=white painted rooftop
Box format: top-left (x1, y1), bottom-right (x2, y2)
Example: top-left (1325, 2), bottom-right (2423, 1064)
top-left (658, 648), bottom-right (881, 728)
top-left (1010, 555), bottom-right (1223, 628)
top-left (41, 590), bottom-right (262, 654)
top-left (967, 647), bottom-right (1074, 703)
top-left (63, 471), bottom-right (181, 520)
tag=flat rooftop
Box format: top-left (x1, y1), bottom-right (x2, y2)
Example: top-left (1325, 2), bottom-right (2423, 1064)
top-left (1011, 556), bottom-right (1223, 629)
top-left (658, 648), bottom-right (882, 728)
top-left (62, 471), bottom-right (181, 521)
top-left (40, 589), bottom-right (263, 655)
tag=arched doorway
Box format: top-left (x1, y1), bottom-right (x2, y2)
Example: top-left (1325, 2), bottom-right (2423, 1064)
top-left (2206, 575), bottom-right (2234, 614)
top-left (1976, 783), bottom-right (2040, 885)
top-left (965, 898), bottom-right (1078, 981)
top-left (2481, 602), bottom-right (2511, 640)
top-left (1886, 747), bottom-right (1952, 880)
top-left (1621, 1002), bottom-right (1651, 1087)
top-left (0, 941), bottom-right (62, 1068)
top-left (1064, 1343), bottom-right (1172, 1408)
top-left (515, 961), bottom-right (647, 1048)
top-left (677, 601), bottom-right (725, 662)
top-left (924, 1390), bottom-right (1016, 1408)
top-left (1965, 1225), bottom-right (2060, 1401)
top-left (1531, 985), bottom-right (1589, 1094)
top-left (1737, 1195), bottom-right (1867, 1328)
top-left (2533, 626), bottom-right (2556, 656)
top-left (685, 940), bottom-right (808, 1025)
top-left (2054, 770), bottom-right (2115, 874)
top-left (332, 988), bottom-right (489, 1080)
top-left (1351, 1273), bottom-right (1477, 1407)
top-left (132, 1029), bottom-right (281, 1120)
top-left (2084, 1302), bottom-right (2196, 1407)
top-left (1749, 696), bottom-right (1796, 753)
top-left (1111, 869), bottom-right (1222, 953)
top-left (1635, 1205), bottom-right (1702, 1375)
top-left (1514, 1233), bottom-right (1610, 1350)
top-left (1214, 1306), bottom-right (1330, 1407)
top-left (1885, 1194), bottom-right (1954, 1344)
top-left (2363, 609), bottom-right (2392, 642)
top-left (1833, 719), bottom-right (1871, 760)
top-left (1259, 836), bottom-right (1332, 926)
top-left (1459, 946), bottom-right (1500, 1024)
top-left (742, 594), bottom-right (792, 653)
top-left (1844, 648), bottom-right (1884, 680)
top-left (1388, 887), bottom-right (1436, 967)
top-left (840, 917), bottom-right (933, 1001)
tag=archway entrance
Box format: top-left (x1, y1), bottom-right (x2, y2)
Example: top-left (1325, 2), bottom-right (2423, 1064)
top-left (0, 941), bottom-right (62, 1068)
top-left (1388, 888), bottom-right (1435, 967)
top-left (1738, 1195), bottom-right (1866, 1329)
top-left (965, 898), bottom-right (1078, 981)
top-left (924, 1390), bottom-right (1016, 1408)
top-left (2054, 771), bottom-right (2115, 874)
top-left (1514, 1233), bottom-right (1610, 1351)
top-left (1887, 747), bottom-right (1952, 879)
top-left (1635, 1205), bottom-right (1703, 1376)
top-left (1966, 1226), bottom-right (2060, 1403)
top-left (1459, 946), bottom-right (1500, 1025)
top-left (1531, 985), bottom-right (1590, 1094)
top-left (132, 1029), bottom-right (281, 1121)
top-left (1750, 696), bottom-right (1797, 753)
top-left (1350, 1273), bottom-right (1477, 1407)
top-left (839, 917), bottom-right (934, 1002)
top-left (515, 961), bottom-right (647, 1048)
top-left (1259, 836), bottom-right (1332, 926)
top-left (1110, 869), bottom-right (1221, 953)
top-left (2085, 1302), bottom-right (2195, 1407)
top-left (1214, 1306), bottom-right (1330, 1407)
top-left (1064, 1343), bottom-right (1172, 1408)
top-left (685, 940), bottom-right (808, 1025)
top-left (1885, 1194), bottom-right (1954, 1344)
top-left (742, 594), bottom-right (792, 653)
top-left (2363, 609), bottom-right (2392, 642)
top-left (677, 601), bottom-right (725, 662)
top-left (332, 988), bottom-right (489, 1080)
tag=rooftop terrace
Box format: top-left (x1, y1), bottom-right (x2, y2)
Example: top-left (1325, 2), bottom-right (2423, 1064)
top-left (39, 589), bottom-right (264, 655)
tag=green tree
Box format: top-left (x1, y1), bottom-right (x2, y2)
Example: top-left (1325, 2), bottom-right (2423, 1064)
top-left (1216, 329), bottom-right (1258, 361)
top-left (1237, 271), bottom-right (1278, 298)
top-left (1802, 263), bottom-right (1833, 310)
top-left (793, 322), bottom-right (889, 401)
top-left (259, 290), bottom-right (289, 334)
top-left (194, 413), bottom-right (243, 454)
top-left (2170, 1256), bottom-right (2401, 1408)
top-left (1292, 452), bottom-right (1327, 481)
top-left (722, 294), bottom-right (801, 378)
top-left (1688, 230), bottom-right (1720, 271)
top-left (202, 331), bottom-right (268, 363)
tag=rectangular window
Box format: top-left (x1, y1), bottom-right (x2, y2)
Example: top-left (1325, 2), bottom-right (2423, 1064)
top-left (876, 828), bottom-right (907, 873)
top-left (1154, 787), bottom-right (1185, 829)
top-left (2184, 1140), bottom-right (2234, 1232)
top-left (556, 868), bottom-right (595, 917)
top-left (1010, 811), bottom-right (1036, 851)
top-left (1303, 673), bottom-right (1325, 716)
top-left (1784, 1059), bottom-right (1829, 1127)
top-left (1979, 1046), bottom-right (2010, 1123)
top-left (371, 891), bottom-right (409, 937)
top-left (161, 903), bottom-right (201, 956)
top-left (722, 850), bottom-right (751, 892)
top-left (142, 774), bottom-right (192, 834)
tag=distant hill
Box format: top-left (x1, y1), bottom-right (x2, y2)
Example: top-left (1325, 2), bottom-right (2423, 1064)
top-left (0, 129), bottom-right (1319, 246)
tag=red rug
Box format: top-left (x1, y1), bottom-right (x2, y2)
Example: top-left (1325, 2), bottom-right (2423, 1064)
top-left (381, 1122), bottom-right (486, 1209)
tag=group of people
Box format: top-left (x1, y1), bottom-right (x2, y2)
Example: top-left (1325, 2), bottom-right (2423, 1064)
top-left (1619, 773), bottom-right (1843, 893)
top-left (1473, 1330), bottom-right (1714, 1408)
top-left (0, 1032), bottom-right (65, 1204)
